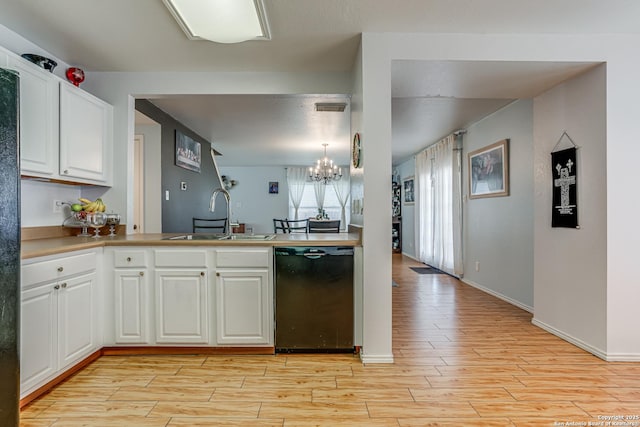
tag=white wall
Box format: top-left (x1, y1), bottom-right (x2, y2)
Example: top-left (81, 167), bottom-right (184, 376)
top-left (20, 180), bottom-right (80, 227)
top-left (218, 166), bottom-right (289, 234)
top-left (462, 99), bottom-right (534, 311)
top-left (533, 65), bottom-right (607, 356)
top-left (135, 123), bottom-right (162, 233)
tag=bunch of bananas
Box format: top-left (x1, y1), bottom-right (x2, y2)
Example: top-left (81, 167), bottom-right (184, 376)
top-left (78, 197), bottom-right (106, 213)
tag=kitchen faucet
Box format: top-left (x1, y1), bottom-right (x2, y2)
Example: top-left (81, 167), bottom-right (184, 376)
top-left (209, 187), bottom-right (237, 236)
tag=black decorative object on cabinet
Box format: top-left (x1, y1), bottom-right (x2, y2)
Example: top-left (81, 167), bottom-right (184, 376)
top-left (392, 182), bottom-right (402, 253)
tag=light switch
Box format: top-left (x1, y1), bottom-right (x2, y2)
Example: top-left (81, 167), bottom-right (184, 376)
top-left (180, 182), bottom-right (187, 191)
top-left (165, 190), bottom-right (170, 201)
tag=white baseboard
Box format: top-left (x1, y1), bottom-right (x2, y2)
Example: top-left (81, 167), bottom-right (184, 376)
top-left (532, 318), bottom-right (608, 360)
top-left (400, 252), bottom-right (419, 262)
top-left (461, 278), bottom-right (533, 313)
top-left (360, 353), bottom-right (394, 364)
top-left (604, 353), bottom-right (640, 362)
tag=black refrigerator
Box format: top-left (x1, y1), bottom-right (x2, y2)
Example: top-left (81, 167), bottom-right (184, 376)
top-left (0, 67), bottom-right (21, 426)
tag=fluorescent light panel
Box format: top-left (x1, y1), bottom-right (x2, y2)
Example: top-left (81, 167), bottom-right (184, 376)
top-left (163, 0), bottom-right (271, 44)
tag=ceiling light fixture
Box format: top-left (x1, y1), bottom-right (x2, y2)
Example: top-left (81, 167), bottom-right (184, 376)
top-left (163, 0), bottom-right (271, 44)
top-left (309, 144), bottom-right (342, 185)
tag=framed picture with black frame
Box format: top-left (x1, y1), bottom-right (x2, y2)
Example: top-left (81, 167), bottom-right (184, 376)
top-left (403, 176), bottom-right (415, 204)
top-left (175, 130), bottom-right (202, 173)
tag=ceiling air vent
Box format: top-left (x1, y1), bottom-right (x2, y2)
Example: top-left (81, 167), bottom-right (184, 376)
top-left (315, 102), bottom-right (347, 112)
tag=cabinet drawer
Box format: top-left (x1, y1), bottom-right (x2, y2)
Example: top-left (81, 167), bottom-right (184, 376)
top-left (215, 249), bottom-right (270, 268)
top-left (22, 252), bottom-right (96, 288)
top-left (154, 249), bottom-right (207, 268)
top-left (114, 250), bottom-right (148, 268)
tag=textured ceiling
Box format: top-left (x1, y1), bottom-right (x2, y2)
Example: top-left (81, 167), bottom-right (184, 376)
top-left (0, 1), bottom-right (624, 165)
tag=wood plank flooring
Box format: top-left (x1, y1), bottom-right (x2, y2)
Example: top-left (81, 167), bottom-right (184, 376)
top-left (21, 254), bottom-right (640, 426)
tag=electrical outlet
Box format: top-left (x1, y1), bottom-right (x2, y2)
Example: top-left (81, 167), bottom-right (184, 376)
top-left (53, 200), bottom-right (63, 213)
top-left (475, 261), bottom-right (480, 272)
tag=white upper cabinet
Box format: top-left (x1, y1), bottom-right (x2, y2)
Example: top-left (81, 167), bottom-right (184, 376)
top-left (7, 56), bottom-right (59, 176)
top-left (59, 81), bottom-right (113, 185)
top-left (0, 45), bottom-right (113, 186)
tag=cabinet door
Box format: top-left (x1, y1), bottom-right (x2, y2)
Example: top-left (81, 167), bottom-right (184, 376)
top-left (215, 269), bottom-right (271, 345)
top-left (58, 273), bottom-right (96, 369)
top-left (59, 82), bottom-right (112, 184)
top-left (20, 282), bottom-right (57, 394)
top-left (114, 269), bottom-right (149, 344)
top-left (8, 57), bottom-right (59, 176)
top-left (155, 270), bottom-right (208, 344)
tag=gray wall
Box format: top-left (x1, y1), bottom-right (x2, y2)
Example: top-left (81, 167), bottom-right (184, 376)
top-left (533, 65), bottom-right (607, 355)
top-left (462, 99), bottom-right (534, 310)
top-left (135, 99), bottom-right (224, 233)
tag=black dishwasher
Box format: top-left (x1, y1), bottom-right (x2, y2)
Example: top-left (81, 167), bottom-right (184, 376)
top-left (274, 246), bottom-right (354, 352)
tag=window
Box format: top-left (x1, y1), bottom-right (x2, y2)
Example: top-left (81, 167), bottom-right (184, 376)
top-left (289, 184), bottom-right (349, 225)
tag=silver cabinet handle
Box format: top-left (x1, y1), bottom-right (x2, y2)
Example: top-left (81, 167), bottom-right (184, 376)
top-left (216, 272), bottom-right (220, 277)
top-left (57, 266), bottom-right (64, 272)
top-left (63, 170), bottom-right (69, 174)
top-left (61, 283), bottom-right (67, 288)
top-left (127, 257), bottom-right (132, 262)
top-left (200, 272), bottom-right (205, 276)
top-left (54, 284), bottom-right (60, 290)
top-left (139, 271), bottom-right (144, 277)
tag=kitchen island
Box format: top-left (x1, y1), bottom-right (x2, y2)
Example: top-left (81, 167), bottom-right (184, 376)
top-left (18, 231), bottom-right (362, 407)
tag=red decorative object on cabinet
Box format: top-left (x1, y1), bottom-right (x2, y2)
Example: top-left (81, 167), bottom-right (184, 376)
top-left (65, 67), bottom-right (85, 87)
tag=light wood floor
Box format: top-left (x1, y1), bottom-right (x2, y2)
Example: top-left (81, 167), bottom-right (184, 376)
top-left (21, 254), bottom-right (640, 426)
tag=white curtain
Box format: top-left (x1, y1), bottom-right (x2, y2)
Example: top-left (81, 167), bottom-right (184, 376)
top-left (286, 167), bottom-right (307, 219)
top-left (313, 180), bottom-right (326, 213)
top-left (415, 134), bottom-right (463, 276)
top-left (332, 175), bottom-right (350, 231)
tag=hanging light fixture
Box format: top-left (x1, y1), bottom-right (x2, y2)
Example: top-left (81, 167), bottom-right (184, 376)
top-left (309, 144), bottom-right (342, 184)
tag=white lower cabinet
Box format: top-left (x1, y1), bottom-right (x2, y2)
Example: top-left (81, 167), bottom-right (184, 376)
top-left (107, 246), bottom-right (273, 348)
top-left (215, 269), bottom-right (271, 345)
top-left (57, 273), bottom-right (97, 370)
top-left (20, 282), bottom-right (57, 393)
top-left (20, 250), bottom-right (100, 398)
top-left (155, 269), bottom-right (208, 344)
top-left (214, 248), bottom-right (273, 346)
top-left (114, 269), bottom-right (149, 344)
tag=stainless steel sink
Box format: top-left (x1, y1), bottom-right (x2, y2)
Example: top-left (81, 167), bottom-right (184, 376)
top-left (219, 234), bottom-right (276, 240)
top-left (163, 234), bottom-right (275, 241)
top-left (162, 234), bottom-right (226, 240)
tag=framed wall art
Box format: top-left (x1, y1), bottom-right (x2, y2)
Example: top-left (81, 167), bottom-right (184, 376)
top-left (175, 130), bottom-right (202, 173)
top-left (269, 181), bottom-right (279, 194)
top-left (403, 176), bottom-right (415, 204)
top-left (468, 139), bottom-right (509, 199)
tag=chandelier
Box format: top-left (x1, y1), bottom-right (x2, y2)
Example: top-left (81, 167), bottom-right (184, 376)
top-left (308, 143), bottom-right (342, 184)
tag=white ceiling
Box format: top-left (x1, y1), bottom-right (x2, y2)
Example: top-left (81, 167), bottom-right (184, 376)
top-left (0, 0), bottom-right (632, 165)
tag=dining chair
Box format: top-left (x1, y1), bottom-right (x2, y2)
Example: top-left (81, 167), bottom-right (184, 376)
top-left (273, 218), bottom-right (288, 233)
top-left (274, 218), bottom-right (309, 233)
top-left (285, 218), bottom-right (309, 233)
top-left (307, 219), bottom-right (340, 233)
top-left (192, 217), bottom-right (227, 233)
